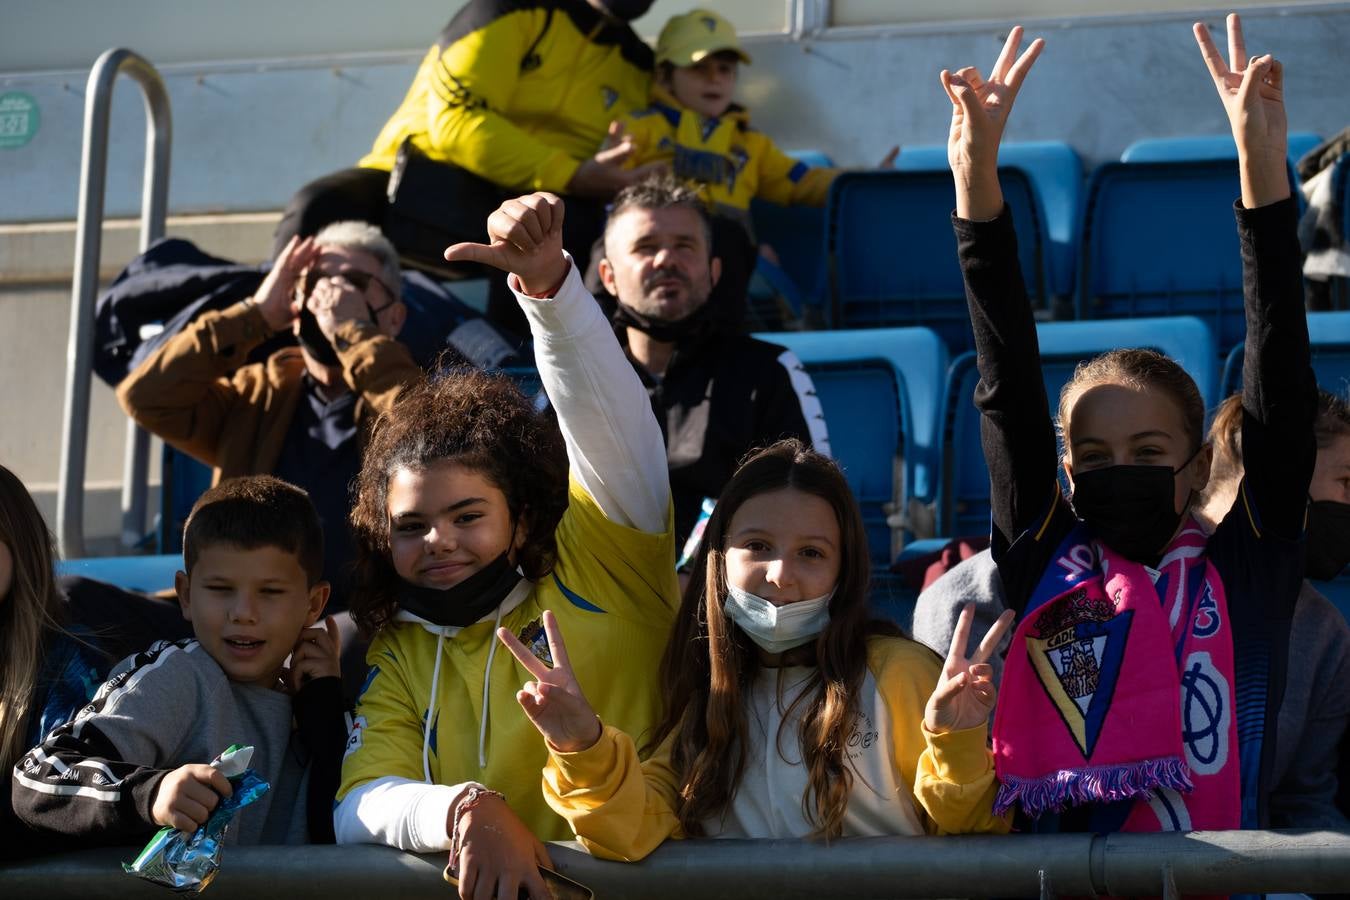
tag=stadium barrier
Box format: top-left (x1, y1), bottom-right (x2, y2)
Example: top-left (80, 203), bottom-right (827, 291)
top-left (5, 830), bottom-right (1349, 898)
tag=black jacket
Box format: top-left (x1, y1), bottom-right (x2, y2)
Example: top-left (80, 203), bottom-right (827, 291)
top-left (626, 329), bottom-right (827, 544)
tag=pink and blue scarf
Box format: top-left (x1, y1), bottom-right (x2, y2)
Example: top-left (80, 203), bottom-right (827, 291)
top-left (993, 517), bottom-right (1241, 832)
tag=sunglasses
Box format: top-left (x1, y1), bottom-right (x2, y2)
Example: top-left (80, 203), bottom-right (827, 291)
top-left (300, 268), bottom-right (398, 310)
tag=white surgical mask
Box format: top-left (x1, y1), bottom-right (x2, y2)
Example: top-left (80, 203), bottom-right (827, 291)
top-left (723, 583), bottom-right (834, 654)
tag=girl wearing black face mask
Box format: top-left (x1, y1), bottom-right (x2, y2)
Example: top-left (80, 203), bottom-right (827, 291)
top-left (946, 16), bottom-right (1318, 837)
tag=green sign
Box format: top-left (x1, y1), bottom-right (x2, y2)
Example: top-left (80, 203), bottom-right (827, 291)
top-left (0, 92), bottom-right (39, 149)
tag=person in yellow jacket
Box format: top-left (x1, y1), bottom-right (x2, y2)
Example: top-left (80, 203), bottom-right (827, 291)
top-left (274, 0), bottom-right (662, 336)
top-left (586, 9), bottom-right (896, 325)
top-left (499, 439), bottom-right (1014, 862)
top-left (333, 192), bottom-right (679, 900)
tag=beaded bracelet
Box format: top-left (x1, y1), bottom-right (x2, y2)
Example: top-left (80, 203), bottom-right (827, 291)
top-left (448, 785), bottom-right (506, 871)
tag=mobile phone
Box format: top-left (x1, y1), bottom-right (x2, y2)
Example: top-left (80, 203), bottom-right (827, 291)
top-left (442, 863), bottom-right (594, 900)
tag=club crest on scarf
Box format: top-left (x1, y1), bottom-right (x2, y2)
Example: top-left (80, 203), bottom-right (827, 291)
top-left (1024, 587), bottom-right (1132, 759)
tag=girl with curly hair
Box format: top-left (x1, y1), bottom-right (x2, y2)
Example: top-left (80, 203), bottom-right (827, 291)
top-left (334, 193), bottom-right (679, 900)
top-left (499, 439), bottom-right (1014, 859)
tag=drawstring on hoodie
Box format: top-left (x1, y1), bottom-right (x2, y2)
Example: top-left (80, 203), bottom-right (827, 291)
top-left (422, 631), bottom-right (446, 783)
top-left (479, 603), bottom-right (505, 768)
top-left (419, 596), bottom-right (512, 782)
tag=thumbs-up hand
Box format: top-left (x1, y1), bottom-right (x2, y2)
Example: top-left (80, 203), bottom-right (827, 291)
top-left (443, 193), bottom-right (570, 296)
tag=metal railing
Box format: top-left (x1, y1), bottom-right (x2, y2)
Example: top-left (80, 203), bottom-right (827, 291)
top-left (4, 831), bottom-right (1348, 899)
top-left (56, 48), bottom-right (171, 558)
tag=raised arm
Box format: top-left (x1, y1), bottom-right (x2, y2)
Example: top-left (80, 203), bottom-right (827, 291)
top-left (943, 29), bottom-right (1057, 547)
top-left (444, 194), bottom-right (669, 534)
top-left (1196, 14), bottom-right (1315, 539)
top-left (115, 236), bottom-right (315, 466)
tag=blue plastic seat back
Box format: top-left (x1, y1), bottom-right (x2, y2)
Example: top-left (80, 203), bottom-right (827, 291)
top-left (803, 360), bottom-right (903, 561)
top-left (826, 169), bottom-right (1044, 350)
top-left (1080, 161), bottom-right (1254, 348)
top-left (896, 141), bottom-right (1083, 300)
top-left (159, 445), bottom-right (214, 553)
top-left (751, 200), bottom-right (828, 309)
top-left (1121, 132), bottom-right (1322, 168)
top-left (940, 316), bottom-right (1217, 537)
top-left (1221, 310), bottom-right (1350, 399)
top-left (57, 554), bottom-right (182, 593)
top-left (763, 328), bottom-right (948, 563)
top-left (748, 150), bottom-right (836, 310)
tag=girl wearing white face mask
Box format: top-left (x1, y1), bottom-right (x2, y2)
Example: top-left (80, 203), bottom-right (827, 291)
top-left (498, 439), bottom-right (1014, 860)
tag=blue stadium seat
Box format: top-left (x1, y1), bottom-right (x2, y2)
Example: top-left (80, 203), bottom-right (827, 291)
top-left (897, 141), bottom-right (1084, 302)
top-left (57, 555), bottom-right (181, 593)
top-left (825, 169), bottom-right (1046, 349)
top-left (760, 328), bottom-right (949, 564)
top-left (1078, 160), bottom-right (1261, 348)
top-left (749, 150), bottom-right (837, 315)
top-left (1121, 131), bottom-right (1323, 168)
top-left (939, 316), bottom-right (1218, 538)
top-left (158, 444), bottom-right (213, 553)
top-left (1220, 310), bottom-right (1350, 399)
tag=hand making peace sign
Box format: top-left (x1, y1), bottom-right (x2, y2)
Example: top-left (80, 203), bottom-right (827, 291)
top-left (1193, 13), bottom-right (1290, 208)
top-left (443, 193), bottom-right (573, 297)
top-left (497, 610), bottom-right (604, 754)
top-left (924, 604), bottom-right (1016, 735)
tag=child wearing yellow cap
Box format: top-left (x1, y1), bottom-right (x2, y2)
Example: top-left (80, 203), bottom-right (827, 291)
top-left (601, 9), bottom-right (895, 315)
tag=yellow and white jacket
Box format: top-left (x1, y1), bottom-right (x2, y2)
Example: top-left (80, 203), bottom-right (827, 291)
top-left (334, 259), bottom-right (679, 849)
top-left (543, 636), bottom-right (1011, 860)
top-left (359, 0), bottom-right (653, 193)
top-left (618, 86), bottom-right (839, 222)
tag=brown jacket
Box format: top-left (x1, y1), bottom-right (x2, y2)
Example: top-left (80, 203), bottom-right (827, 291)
top-left (116, 300), bottom-right (421, 484)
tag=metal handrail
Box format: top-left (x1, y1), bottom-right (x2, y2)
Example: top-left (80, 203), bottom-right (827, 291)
top-left (3, 831), bottom-right (1349, 898)
top-left (56, 48), bottom-right (172, 558)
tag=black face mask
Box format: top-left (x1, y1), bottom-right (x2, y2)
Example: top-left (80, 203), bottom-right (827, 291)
top-left (1305, 500), bottom-right (1350, 581)
top-left (397, 552), bottom-right (524, 628)
top-left (612, 298), bottom-right (714, 344)
top-left (296, 306), bottom-right (341, 367)
top-left (593, 0), bottom-right (654, 21)
top-left (1070, 462), bottom-right (1191, 563)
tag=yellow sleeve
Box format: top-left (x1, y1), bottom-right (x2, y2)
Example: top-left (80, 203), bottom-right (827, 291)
top-left (751, 133), bottom-right (838, 207)
top-left (543, 725), bottom-right (683, 861)
top-left (616, 110), bottom-right (671, 171)
top-left (424, 11), bottom-right (580, 192)
top-left (554, 477), bottom-right (680, 627)
top-left (337, 635), bottom-right (428, 798)
top-left (871, 639), bottom-right (1011, 836)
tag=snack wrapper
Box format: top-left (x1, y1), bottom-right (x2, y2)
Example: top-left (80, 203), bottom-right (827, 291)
top-left (122, 744), bottom-right (270, 892)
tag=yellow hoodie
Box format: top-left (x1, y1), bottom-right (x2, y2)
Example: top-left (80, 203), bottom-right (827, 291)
top-left (542, 636), bottom-right (1011, 860)
top-left (618, 86), bottom-right (839, 222)
top-left (359, 0), bottom-right (653, 193)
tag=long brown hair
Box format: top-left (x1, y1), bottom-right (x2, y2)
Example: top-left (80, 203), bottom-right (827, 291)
top-left (0, 465), bottom-right (65, 774)
top-left (348, 369), bottom-right (569, 635)
top-left (653, 439), bottom-right (902, 840)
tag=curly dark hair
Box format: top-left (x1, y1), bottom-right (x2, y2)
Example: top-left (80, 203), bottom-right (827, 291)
top-left (348, 368), bottom-right (569, 635)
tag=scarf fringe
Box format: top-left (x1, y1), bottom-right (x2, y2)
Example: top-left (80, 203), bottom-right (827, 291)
top-left (993, 756), bottom-right (1194, 819)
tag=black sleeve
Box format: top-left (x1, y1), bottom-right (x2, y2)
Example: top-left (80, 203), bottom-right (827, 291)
top-left (292, 675), bottom-right (347, 844)
top-left (955, 207), bottom-right (1072, 613)
top-left (10, 719), bottom-right (167, 844)
top-left (1234, 196), bottom-right (1317, 540)
top-left (755, 346), bottom-right (820, 449)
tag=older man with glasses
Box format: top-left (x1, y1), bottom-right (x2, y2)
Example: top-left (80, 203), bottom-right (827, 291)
top-left (117, 220), bottom-right (422, 614)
